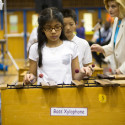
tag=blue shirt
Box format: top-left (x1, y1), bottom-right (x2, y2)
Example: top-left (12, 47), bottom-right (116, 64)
top-left (114, 20), bottom-right (122, 45)
top-left (76, 27), bottom-right (85, 39)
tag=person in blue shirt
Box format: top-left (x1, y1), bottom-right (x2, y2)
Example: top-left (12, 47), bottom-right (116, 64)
top-left (76, 20), bottom-right (85, 39)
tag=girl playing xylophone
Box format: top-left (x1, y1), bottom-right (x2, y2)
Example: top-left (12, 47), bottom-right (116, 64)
top-left (24, 7), bottom-right (93, 85)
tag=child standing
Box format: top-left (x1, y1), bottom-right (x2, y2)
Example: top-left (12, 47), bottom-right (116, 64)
top-left (61, 9), bottom-right (92, 68)
top-left (24, 7), bottom-right (93, 85)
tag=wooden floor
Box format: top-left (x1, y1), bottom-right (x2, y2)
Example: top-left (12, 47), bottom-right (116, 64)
top-left (0, 59), bottom-right (27, 85)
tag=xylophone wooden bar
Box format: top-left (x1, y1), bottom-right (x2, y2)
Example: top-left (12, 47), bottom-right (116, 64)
top-left (0, 84), bottom-right (7, 90)
top-left (95, 79), bottom-right (119, 87)
top-left (109, 74), bottom-right (125, 80)
top-left (72, 80), bottom-right (85, 87)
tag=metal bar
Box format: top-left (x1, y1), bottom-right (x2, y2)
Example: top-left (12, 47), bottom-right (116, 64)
top-left (98, 8), bottom-right (102, 19)
top-left (75, 8), bottom-right (79, 24)
top-left (23, 10), bottom-right (27, 59)
top-left (0, 10), bottom-right (3, 30)
top-left (4, 0), bottom-right (8, 50)
top-left (7, 51), bottom-right (19, 70)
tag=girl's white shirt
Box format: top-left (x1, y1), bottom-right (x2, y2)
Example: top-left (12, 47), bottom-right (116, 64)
top-left (29, 40), bottom-right (78, 85)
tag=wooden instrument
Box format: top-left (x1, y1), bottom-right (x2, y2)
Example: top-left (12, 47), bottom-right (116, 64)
top-left (2, 73), bottom-right (125, 90)
top-left (1, 80), bottom-right (125, 125)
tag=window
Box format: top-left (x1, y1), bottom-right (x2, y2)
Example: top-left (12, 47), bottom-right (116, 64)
top-left (83, 13), bottom-right (93, 33)
top-left (9, 15), bottom-right (18, 33)
top-left (32, 14), bottom-right (38, 29)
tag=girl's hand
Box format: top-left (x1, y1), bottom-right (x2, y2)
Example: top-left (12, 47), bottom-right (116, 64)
top-left (91, 44), bottom-right (104, 53)
top-left (23, 73), bottom-right (36, 85)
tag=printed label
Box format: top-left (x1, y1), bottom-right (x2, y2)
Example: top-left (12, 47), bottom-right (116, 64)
top-left (51, 108), bottom-right (87, 116)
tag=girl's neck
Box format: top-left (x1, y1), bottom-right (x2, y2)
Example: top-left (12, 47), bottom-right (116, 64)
top-left (46, 40), bottom-right (63, 48)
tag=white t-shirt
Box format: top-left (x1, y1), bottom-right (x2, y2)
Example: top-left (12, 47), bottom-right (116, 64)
top-left (29, 41), bottom-right (78, 85)
top-left (27, 27), bottom-right (37, 52)
top-left (71, 35), bottom-right (92, 68)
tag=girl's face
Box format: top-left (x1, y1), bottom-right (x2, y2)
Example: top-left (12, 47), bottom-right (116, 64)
top-left (43, 20), bottom-right (62, 43)
top-left (108, 1), bottom-right (119, 18)
top-left (63, 17), bottom-right (76, 40)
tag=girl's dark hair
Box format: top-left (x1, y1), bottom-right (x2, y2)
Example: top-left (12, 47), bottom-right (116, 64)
top-left (61, 9), bottom-right (77, 23)
top-left (37, 7), bottom-right (67, 67)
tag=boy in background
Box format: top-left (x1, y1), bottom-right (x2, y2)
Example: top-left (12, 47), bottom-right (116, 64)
top-left (61, 9), bottom-right (92, 67)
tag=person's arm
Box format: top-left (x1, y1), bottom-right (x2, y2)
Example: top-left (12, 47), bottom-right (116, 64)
top-left (24, 43), bottom-right (38, 84)
top-left (91, 43), bottom-right (113, 57)
top-left (102, 43), bottom-right (114, 57)
top-left (24, 59), bottom-right (37, 84)
top-left (72, 56), bottom-right (93, 80)
top-left (91, 44), bottom-right (105, 55)
top-left (29, 59), bottom-right (37, 76)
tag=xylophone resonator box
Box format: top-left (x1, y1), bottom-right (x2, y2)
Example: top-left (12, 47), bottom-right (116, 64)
top-left (1, 81), bottom-right (125, 125)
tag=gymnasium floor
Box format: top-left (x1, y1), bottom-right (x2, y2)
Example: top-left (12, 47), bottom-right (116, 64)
top-left (0, 59), bottom-right (27, 84)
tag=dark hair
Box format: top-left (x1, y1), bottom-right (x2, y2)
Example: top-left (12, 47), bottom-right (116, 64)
top-left (37, 7), bottom-right (67, 67)
top-left (61, 9), bottom-right (77, 23)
